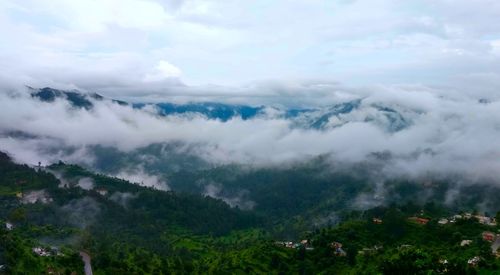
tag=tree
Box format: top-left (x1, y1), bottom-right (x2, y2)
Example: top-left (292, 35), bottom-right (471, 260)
top-left (380, 247), bottom-right (436, 274)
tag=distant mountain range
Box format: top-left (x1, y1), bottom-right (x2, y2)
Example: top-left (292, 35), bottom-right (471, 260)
top-left (30, 87), bottom-right (418, 132)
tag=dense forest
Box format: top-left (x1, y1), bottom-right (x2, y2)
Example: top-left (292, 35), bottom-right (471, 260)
top-left (1, 151), bottom-right (500, 274)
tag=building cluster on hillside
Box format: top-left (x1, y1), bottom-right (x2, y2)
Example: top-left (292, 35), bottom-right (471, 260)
top-left (32, 247), bottom-right (51, 257)
top-left (32, 246), bottom-right (64, 257)
top-left (274, 239), bottom-right (314, 251)
top-left (438, 213), bottom-right (497, 226)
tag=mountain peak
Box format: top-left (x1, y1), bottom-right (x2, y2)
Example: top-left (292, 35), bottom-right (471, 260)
top-left (30, 87), bottom-right (127, 109)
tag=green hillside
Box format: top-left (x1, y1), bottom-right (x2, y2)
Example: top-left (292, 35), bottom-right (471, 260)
top-left (1, 151), bottom-right (500, 274)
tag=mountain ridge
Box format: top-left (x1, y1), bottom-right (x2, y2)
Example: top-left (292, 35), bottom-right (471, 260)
top-left (28, 87), bottom-right (416, 132)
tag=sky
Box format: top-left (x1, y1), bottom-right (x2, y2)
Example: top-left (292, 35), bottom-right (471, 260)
top-left (1, 0), bottom-right (500, 185)
top-left (1, 0), bottom-right (500, 99)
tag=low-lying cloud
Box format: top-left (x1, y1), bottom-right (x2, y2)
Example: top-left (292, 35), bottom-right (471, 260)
top-left (60, 197), bottom-right (101, 229)
top-left (115, 166), bottom-right (169, 191)
top-left (77, 177), bottom-right (94, 191)
top-left (109, 192), bottom-right (138, 208)
top-left (203, 183), bottom-right (255, 210)
top-left (0, 84), bottom-right (499, 185)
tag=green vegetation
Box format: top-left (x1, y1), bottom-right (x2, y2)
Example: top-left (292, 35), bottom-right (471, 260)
top-left (1, 151), bottom-right (500, 274)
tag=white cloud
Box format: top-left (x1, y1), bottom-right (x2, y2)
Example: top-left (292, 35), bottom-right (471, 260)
top-left (21, 0), bottom-right (170, 32)
top-left (203, 183), bottom-right (255, 210)
top-left (115, 166), bottom-right (169, 191)
top-left (0, 0), bottom-right (499, 92)
top-left (143, 60), bottom-right (182, 82)
top-left (491, 40), bottom-right (500, 56)
top-left (1, 84), bottom-right (500, 183)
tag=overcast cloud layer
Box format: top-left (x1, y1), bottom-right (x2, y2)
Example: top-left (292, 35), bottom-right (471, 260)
top-left (0, 1), bottom-right (500, 184)
top-left (0, 0), bottom-right (500, 99)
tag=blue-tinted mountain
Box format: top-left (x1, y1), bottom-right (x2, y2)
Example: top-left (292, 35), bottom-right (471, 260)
top-left (29, 87), bottom-right (415, 132)
top-left (135, 102), bottom-right (266, 121)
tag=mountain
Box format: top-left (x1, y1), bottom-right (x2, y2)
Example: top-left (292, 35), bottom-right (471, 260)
top-left (283, 99), bottom-right (414, 132)
top-left (30, 87), bottom-right (127, 109)
top-left (136, 102), bottom-right (266, 122)
top-left (29, 87), bottom-right (416, 132)
top-left (137, 99), bottom-right (415, 132)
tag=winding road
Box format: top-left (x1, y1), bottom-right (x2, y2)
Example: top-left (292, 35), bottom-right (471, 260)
top-left (492, 237), bottom-right (500, 254)
top-left (79, 251), bottom-right (93, 275)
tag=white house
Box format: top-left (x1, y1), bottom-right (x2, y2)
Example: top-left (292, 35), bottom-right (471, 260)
top-left (5, 222), bottom-right (13, 231)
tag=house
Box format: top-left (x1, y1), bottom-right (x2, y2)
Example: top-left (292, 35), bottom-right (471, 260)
top-left (475, 216), bottom-right (497, 226)
top-left (449, 215), bottom-right (462, 223)
top-left (5, 222), bottom-right (13, 231)
top-left (298, 239), bottom-right (314, 250)
top-left (331, 242), bottom-right (343, 249)
top-left (482, 231), bottom-right (496, 242)
top-left (96, 188), bottom-right (108, 196)
top-left (467, 256), bottom-right (481, 267)
top-left (476, 215), bottom-right (491, 224)
top-left (358, 245), bottom-right (383, 255)
top-left (284, 241), bottom-right (295, 249)
top-left (408, 217), bottom-right (430, 225)
top-left (32, 247), bottom-right (51, 257)
top-left (461, 240), bottom-right (472, 246)
top-left (372, 218), bottom-right (383, 224)
top-left (331, 242), bottom-right (347, 256)
top-left (438, 218), bottom-right (449, 225)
